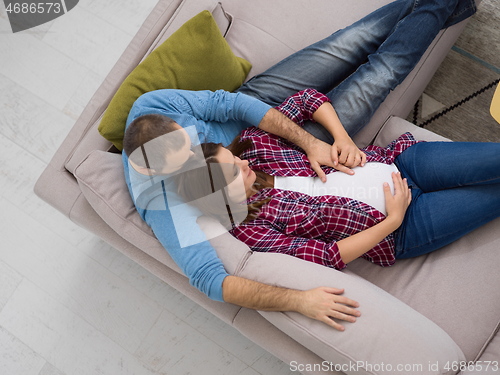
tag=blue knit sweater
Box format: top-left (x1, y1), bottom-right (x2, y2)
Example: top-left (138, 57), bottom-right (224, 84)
top-left (122, 89), bottom-right (271, 301)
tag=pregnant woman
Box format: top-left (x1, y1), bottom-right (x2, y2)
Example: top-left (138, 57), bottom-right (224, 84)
top-left (176, 89), bottom-right (500, 270)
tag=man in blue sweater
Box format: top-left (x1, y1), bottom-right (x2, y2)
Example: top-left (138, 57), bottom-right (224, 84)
top-left (122, 0), bottom-right (476, 330)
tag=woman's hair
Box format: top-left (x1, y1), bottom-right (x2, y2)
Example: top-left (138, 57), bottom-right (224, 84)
top-left (175, 137), bottom-right (271, 228)
top-left (123, 114), bottom-right (186, 172)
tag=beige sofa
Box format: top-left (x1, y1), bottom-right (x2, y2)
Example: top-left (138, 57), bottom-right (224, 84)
top-left (35, 0), bottom-right (500, 374)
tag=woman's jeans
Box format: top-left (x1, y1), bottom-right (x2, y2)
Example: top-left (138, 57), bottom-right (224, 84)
top-left (235, 0), bottom-right (476, 141)
top-left (393, 141), bottom-right (500, 259)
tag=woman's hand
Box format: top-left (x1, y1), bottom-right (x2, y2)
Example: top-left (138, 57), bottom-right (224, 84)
top-left (309, 101), bottom-right (366, 178)
top-left (297, 287), bottom-right (361, 331)
top-left (337, 174), bottom-right (410, 264)
top-left (305, 137), bottom-right (366, 181)
top-left (384, 172), bottom-right (412, 227)
top-left (306, 139), bottom-right (349, 181)
top-left (331, 137), bottom-right (367, 173)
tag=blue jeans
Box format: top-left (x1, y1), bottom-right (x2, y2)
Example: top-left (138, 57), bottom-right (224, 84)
top-left (236, 0), bottom-right (476, 141)
top-left (393, 142), bottom-right (500, 259)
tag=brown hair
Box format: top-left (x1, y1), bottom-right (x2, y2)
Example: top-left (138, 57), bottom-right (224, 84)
top-left (175, 138), bottom-right (271, 228)
top-left (123, 114), bottom-right (186, 172)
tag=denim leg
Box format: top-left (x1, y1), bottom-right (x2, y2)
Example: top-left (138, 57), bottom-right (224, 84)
top-left (327, 0), bottom-right (466, 136)
top-left (394, 184), bottom-right (500, 259)
top-left (443, 0), bottom-right (477, 28)
top-left (236, 0), bottom-right (416, 107)
top-left (393, 142), bottom-right (500, 259)
top-left (395, 142), bottom-right (500, 191)
top-left (236, 0), bottom-right (476, 140)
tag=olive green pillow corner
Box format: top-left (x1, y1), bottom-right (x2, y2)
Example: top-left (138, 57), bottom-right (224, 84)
top-left (98, 10), bottom-right (252, 150)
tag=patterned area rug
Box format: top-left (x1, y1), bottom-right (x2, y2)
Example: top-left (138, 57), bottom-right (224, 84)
top-left (406, 0), bottom-right (500, 142)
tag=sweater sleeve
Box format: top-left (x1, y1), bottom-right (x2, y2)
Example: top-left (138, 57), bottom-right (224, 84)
top-left (123, 153), bottom-right (228, 301)
top-left (145, 205), bottom-right (229, 301)
top-left (231, 222), bottom-right (346, 270)
top-left (129, 89), bottom-right (271, 128)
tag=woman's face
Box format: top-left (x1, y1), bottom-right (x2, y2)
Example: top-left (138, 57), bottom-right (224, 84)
top-left (215, 146), bottom-right (256, 199)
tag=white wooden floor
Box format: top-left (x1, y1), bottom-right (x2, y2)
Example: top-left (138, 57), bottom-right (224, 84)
top-left (0, 1), bottom-right (295, 374)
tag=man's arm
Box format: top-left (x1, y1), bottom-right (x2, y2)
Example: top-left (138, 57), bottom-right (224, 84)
top-left (222, 276), bottom-right (360, 331)
top-left (258, 108), bottom-right (350, 181)
top-left (132, 89), bottom-right (355, 180)
top-left (131, 89), bottom-right (272, 134)
top-left (140, 89), bottom-right (340, 180)
top-left (148, 199), bottom-right (360, 330)
top-left (259, 90), bottom-right (366, 180)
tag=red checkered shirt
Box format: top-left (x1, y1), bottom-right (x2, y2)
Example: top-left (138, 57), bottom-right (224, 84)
top-left (229, 89), bottom-right (420, 270)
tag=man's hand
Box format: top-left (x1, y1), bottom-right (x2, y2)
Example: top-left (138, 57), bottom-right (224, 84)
top-left (223, 276), bottom-right (360, 331)
top-left (307, 101), bottom-right (367, 179)
top-left (258, 107), bottom-right (367, 182)
top-left (297, 287), bottom-right (361, 331)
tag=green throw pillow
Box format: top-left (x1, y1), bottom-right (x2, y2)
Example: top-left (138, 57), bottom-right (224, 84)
top-left (98, 10), bottom-right (252, 150)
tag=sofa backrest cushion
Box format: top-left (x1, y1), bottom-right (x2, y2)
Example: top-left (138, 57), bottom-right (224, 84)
top-left (98, 9), bottom-right (251, 151)
top-left (73, 149), bottom-right (252, 276)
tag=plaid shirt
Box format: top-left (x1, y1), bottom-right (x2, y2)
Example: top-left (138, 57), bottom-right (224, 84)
top-left (229, 89), bottom-right (420, 270)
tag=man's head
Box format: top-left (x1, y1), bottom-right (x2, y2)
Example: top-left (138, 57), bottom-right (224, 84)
top-left (123, 114), bottom-right (192, 175)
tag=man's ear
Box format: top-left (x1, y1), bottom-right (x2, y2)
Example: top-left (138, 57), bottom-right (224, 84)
top-left (129, 159), bottom-right (157, 175)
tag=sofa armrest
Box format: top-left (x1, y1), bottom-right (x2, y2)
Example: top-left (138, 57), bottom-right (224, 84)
top-left (461, 332), bottom-right (500, 375)
top-left (373, 116), bottom-right (451, 147)
top-left (237, 252), bottom-right (465, 375)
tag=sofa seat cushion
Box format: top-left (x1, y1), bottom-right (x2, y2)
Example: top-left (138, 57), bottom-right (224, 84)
top-left (346, 118), bottom-right (500, 362)
top-left (98, 9), bottom-right (252, 151)
top-left (347, 216), bottom-right (500, 362)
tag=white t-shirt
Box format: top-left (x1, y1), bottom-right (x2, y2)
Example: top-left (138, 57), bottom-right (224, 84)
top-left (274, 162), bottom-right (399, 215)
